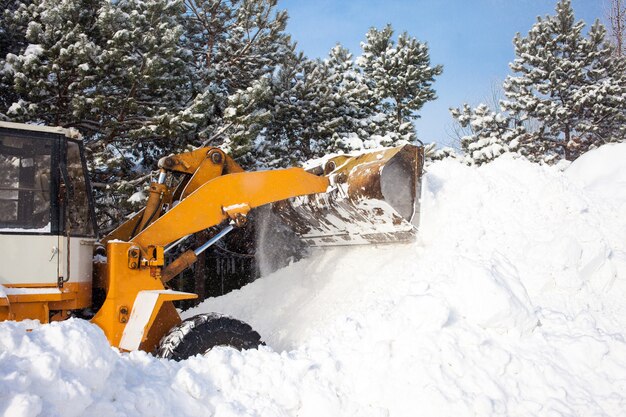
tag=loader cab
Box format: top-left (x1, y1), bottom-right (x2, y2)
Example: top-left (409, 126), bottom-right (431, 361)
top-left (0, 122), bottom-right (97, 312)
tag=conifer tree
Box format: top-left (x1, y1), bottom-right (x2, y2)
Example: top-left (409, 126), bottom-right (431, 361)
top-left (0, 0), bottom-right (31, 116)
top-left (226, 24), bottom-right (444, 168)
top-left (222, 50), bottom-right (311, 168)
top-left (94, 0), bottom-right (191, 146)
top-left (607, 0), bottom-right (626, 56)
top-left (2, 0), bottom-right (103, 125)
top-left (502, 0), bottom-right (626, 162)
top-left (222, 76), bottom-right (274, 163)
top-left (225, 44), bottom-right (380, 167)
top-left (88, 0), bottom-right (194, 226)
top-left (181, 0), bottom-right (292, 143)
top-left (358, 25), bottom-right (442, 142)
top-left (258, 53), bottom-right (331, 166)
top-left (450, 103), bottom-right (524, 165)
top-left (323, 45), bottom-right (377, 153)
top-left (0, 0), bottom-right (26, 58)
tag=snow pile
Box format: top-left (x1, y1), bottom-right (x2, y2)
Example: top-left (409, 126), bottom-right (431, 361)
top-left (566, 142), bottom-right (626, 216)
top-left (2, 143), bottom-right (626, 416)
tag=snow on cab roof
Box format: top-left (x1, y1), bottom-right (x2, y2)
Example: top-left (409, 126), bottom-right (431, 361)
top-left (0, 121), bottom-right (81, 139)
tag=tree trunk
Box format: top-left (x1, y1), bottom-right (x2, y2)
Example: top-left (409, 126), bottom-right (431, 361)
top-left (564, 125), bottom-right (574, 161)
top-left (609, 0), bottom-right (626, 56)
top-left (396, 102), bottom-right (402, 127)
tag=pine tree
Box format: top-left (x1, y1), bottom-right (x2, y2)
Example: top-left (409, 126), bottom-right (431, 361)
top-left (181, 0), bottom-right (292, 143)
top-left (323, 45), bottom-right (377, 153)
top-left (94, 0), bottom-right (191, 147)
top-left (502, 0), bottom-right (626, 162)
top-left (450, 103), bottom-right (524, 165)
top-left (260, 53), bottom-right (331, 166)
top-left (222, 50), bottom-right (310, 168)
top-left (223, 51), bottom-right (323, 167)
top-left (2, 0), bottom-right (103, 125)
top-left (222, 75), bottom-right (274, 164)
top-left (0, 0), bottom-right (31, 117)
top-left (0, 0), bottom-right (26, 58)
top-left (88, 0), bottom-right (195, 227)
top-left (225, 44), bottom-right (382, 167)
top-left (358, 24), bottom-right (442, 142)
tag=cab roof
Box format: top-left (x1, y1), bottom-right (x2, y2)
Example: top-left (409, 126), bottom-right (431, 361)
top-left (0, 121), bottom-right (81, 139)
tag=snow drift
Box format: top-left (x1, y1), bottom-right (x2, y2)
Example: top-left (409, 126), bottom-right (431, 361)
top-left (2, 143), bottom-right (626, 417)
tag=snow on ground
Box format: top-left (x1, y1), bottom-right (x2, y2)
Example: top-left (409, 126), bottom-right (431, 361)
top-left (2, 143), bottom-right (626, 417)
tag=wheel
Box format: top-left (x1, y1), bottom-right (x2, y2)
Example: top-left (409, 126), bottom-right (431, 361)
top-left (155, 313), bottom-right (263, 361)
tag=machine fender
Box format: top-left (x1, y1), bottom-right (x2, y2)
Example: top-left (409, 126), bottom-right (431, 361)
top-left (118, 289), bottom-right (197, 352)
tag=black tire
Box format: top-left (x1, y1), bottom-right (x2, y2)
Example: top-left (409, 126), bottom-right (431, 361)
top-left (155, 313), bottom-right (263, 361)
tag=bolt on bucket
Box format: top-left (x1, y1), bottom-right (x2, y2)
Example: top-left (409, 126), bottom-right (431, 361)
top-left (272, 144), bottom-right (425, 246)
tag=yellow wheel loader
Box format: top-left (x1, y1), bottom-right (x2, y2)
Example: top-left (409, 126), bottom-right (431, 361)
top-left (0, 121), bottom-right (424, 360)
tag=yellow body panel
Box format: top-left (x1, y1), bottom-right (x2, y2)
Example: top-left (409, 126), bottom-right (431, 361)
top-left (0, 282), bottom-right (91, 322)
top-left (90, 241), bottom-right (196, 349)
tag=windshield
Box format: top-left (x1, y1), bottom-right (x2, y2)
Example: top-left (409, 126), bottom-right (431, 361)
top-left (0, 132), bottom-right (53, 232)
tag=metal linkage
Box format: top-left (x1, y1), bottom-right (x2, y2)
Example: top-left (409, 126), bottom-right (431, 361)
top-left (163, 234), bottom-right (191, 254)
top-left (193, 224), bottom-right (235, 256)
top-left (157, 170), bottom-right (167, 184)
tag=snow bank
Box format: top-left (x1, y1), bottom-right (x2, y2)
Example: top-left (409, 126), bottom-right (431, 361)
top-left (567, 142), bottom-right (626, 217)
top-left (2, 144), bottom-right (626, 416)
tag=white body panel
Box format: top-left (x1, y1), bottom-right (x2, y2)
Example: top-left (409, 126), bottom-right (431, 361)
top-left (119, 291), bottom-right (163, 351)
top-left (119, 290), bottom-right (196, 351)
top-left (0, 234), bottom-right (94, 285)
top-left (0, 234), bottom-right (59, 285)
top-left (3, 287), bottom-right (62, 295)
top-left (59, 236), bottom-right (95, 284)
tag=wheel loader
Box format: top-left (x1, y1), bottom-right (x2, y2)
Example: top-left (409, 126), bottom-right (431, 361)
top-left (0, 121), bottom-right (424, 360)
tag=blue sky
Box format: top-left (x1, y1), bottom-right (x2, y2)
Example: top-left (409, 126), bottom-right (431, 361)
top-left (277, 0), bottom-right (607, 148)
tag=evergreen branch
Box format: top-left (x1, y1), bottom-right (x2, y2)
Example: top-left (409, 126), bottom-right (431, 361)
top-left (200, 122), bottom-right (232, 146)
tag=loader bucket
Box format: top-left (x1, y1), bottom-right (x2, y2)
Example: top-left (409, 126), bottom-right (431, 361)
top-left (272, 144), bottom-right (425, 246)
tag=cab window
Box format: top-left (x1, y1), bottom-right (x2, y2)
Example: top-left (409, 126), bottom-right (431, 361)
top-left (0, 133), bottom-right (53, 232)
top-left (64, 141), bottom-right (94, 236)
